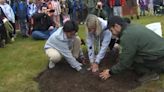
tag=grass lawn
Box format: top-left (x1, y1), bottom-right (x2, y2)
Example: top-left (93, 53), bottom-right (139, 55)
top-left (0, 16), bottom-right (164, 92)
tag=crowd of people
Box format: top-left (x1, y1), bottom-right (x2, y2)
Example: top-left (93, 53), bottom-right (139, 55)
top-left (0, 0), bottom-right (164, 42)
top-left (1, 0), bottom-right (164, 84)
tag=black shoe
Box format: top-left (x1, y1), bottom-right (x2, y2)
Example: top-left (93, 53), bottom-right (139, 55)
top-left (137, 15), bottom-right (140, 19)
top-left (130, 16), bottom-right (133, 20)
top-left (137, 72), bottom-right (159, 83)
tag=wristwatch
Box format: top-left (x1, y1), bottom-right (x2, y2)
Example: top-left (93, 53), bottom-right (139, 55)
top-left (108, 69), bottom-right (113, 75)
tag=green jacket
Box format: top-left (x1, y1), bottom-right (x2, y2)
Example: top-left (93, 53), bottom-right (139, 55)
top-left (91, 8), bottom-right (107, 19)
top-left (110, 23), bottom-right (164, 74)
top-left (86, 0), bottom-right (97, 8)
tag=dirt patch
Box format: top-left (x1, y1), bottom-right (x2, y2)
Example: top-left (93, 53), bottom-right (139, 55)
top-left (36, 50), bottom-right (140, 92)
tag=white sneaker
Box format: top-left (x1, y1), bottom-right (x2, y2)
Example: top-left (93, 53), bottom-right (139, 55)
top-left (48, 60), bottom-right (55, 69)
top-left (75, 66), bottom-right (82, 71)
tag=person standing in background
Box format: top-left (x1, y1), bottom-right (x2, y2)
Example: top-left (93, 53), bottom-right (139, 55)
top-left (0, 0), bottom-right (15, 41)
top-left (27, 0), bottom-right (37, 35)
top-left (148, 0), bottom-right (154, 16)
top-left (126, 0), bottom-right (139, 19)
top-left (109, 0), bottom-right (125, 17)
top-left (50, 0), bottom-right (61, 28)
top-left (13, 0), bottom-right (29, 37)
top-left (86, 0), bottom-right (98, 13)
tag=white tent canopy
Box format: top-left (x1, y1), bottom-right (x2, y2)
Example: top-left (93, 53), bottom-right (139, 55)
top-left (146, 22), bottom-right (163, 37)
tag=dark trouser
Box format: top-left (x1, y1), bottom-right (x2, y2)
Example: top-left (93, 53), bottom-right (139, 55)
top-left (132, 56), bottom-right (164, 75)
top-left (9, 21), bottom-right (16, 35)
top-left (0, 23), bottom-right (7, 40)
top-left (19, 19), bottom-right (28, 36)
top-left (0, 22), bottom-right (10, 44)
top-left (0, 23), bottom-right (7, 47)
top-left (153, 5), bottom-right (160, 15)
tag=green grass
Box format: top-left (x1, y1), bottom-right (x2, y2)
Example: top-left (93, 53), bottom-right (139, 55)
top-left (133, 16), bottom-right (164, 36)
top-left (0, 16), bottom-right (164, 92)
top-left (0, 38), bottom-right (46, 92)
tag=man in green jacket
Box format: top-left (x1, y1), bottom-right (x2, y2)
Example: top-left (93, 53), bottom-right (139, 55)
top-left (99, 16), bottom-right (164, 83)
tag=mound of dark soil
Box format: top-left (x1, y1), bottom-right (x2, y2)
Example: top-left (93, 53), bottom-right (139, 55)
top-left (36, 51), bottom-right (140, 92)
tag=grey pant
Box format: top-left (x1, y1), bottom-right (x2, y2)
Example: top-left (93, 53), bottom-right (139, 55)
top-left (113, 6), bottom-right (123, 17)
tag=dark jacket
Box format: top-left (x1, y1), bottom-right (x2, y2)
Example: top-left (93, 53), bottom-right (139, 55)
top-left (91, 8), bottom-right (107, 19)
top-left (110, 23), bottom-right (164, 74)
top-left (153, 0), bottom-right (163, 6)
top-left (32, 13), bottom-right (54, 31)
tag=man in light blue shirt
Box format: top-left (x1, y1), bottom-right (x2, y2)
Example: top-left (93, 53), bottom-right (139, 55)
top-left (44, 20), bottom-right (86, 73)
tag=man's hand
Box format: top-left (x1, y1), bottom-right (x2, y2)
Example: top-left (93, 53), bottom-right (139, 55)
top-left (99, 69), bottom-right (111, 80)
top-left (91, 63), bottom-right (99, 72)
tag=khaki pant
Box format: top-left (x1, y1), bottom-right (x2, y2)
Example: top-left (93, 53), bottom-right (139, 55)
top-left (45, 36), bottom-right (81, 63)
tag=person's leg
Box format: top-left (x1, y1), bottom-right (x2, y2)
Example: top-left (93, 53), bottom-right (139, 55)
top-left (72, 9), bottom-right (77, 22)
top-left (132, 56), bottom-right (151, 75)
top-left (143, 8), bottom-right (146, 16)
top-left (71, 36), bottom-right (81, 59)
top-left (27, 17), bottom-right (32, 35)
top-left (9, 21), bottom-right (16, 36)
top-left (132, 56), bottom-right (164, 83)
top-left (154, 5), bottom-right (158, 15)
top-left (31, 30), bottom-right (50, 40)
top-left (45, 48), bottom-right (62, 69)
top-left (19, 19), bottom-right (29, 37)
top-left (118, 6), bottom-right (123, 17)
top-left (113, 7), bottom-right (118, 16)
top-left (0, 24), bottom-right (8, 42)
top-left (140, 7), bottom-right (143, 16)
top-left (129, 0), bottom-right (139, 19)
top-left (144, 57), bottom-right (164, 73)
top-left (148, 4), bottom-right (154, 16)
top-left (150, 5), bottom-right (154, 15)
top-left (8, 21), bottom-right (15, 41)
top-left (109, 7), bottom-right (114, 16)
top-left (0, 24), bottom-right (6, 47)
top-left (134, 56), bottom-right (164, 74)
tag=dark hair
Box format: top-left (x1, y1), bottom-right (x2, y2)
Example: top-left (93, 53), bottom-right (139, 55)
top-left (63, 20), bottom-right (79, 32)
top-left (107, 16), bottom-right (127, 29)
top-left (49, 9), bottom-right (55, 13)
top-left (40, 3), bottom-right (48, 10)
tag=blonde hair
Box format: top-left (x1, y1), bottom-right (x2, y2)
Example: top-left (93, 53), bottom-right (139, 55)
top-left (85, 14), bottom-right (102, 36)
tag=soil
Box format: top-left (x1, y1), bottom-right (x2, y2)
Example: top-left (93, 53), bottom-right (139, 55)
top-left (35, 50), bottom-right (141, 92)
